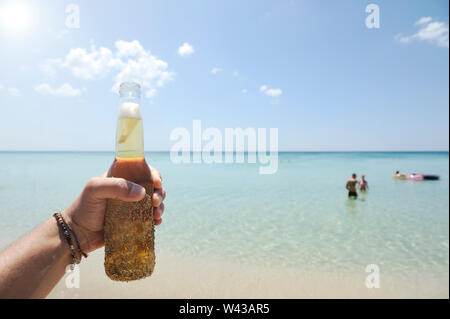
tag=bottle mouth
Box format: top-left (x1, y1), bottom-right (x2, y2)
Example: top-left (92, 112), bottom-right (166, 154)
top-left (119, 82), bottom-right (141, 97)
top-left (120, 82), bottom-right (141, 90)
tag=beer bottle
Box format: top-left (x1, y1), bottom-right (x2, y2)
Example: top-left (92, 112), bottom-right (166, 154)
top-left (104, 82), bottom-right (155, 281)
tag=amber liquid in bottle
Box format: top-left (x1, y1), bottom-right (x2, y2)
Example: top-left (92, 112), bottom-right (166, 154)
top-left (104, 82), bottom-right (155, 281)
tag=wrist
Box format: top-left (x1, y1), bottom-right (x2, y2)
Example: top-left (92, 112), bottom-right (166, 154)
top-left (59, 211), bottom-right (91, 256)
top-left (49, 216), bottom-right (76, 267)
top-left (61, 210), bottom-right (102, 254)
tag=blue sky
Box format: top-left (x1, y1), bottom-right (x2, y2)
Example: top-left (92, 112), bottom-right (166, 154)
top-left (0, 0), bottom-right (448, 151)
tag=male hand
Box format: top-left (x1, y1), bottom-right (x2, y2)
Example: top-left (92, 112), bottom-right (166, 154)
top-left (63, 166), bottom-right (166, 253)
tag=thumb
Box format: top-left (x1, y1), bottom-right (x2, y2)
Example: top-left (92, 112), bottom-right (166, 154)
top-left (85, 177), bottom-right (146, 202)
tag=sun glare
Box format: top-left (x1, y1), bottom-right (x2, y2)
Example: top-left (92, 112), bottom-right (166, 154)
top-left (0, 2), bottom-right (32, 32)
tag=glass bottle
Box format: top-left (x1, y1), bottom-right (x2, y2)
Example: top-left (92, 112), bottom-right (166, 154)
top-left (104, 82), bottom-right (155, 281)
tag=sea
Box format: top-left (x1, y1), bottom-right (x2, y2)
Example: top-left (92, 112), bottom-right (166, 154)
top-left (0, 151), bottom-right (448, 297)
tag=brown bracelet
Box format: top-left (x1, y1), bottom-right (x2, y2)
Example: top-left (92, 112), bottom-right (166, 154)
top-left (65, 220), bottom-right (88, 259)
top-left (53, 212), bottom-right (87, 269)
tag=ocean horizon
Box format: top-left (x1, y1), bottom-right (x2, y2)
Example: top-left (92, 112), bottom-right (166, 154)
top-left (1, 150), bottom-right (449, 153)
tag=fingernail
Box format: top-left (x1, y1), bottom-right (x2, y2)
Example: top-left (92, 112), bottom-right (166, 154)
top-left (130, 184), bottom-right (145, 197)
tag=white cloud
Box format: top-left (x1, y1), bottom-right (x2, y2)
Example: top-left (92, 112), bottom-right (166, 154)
top-left (34, 83), bottom-right (82, 97)
top-left (266, 88), bottom-right (283, 97)
top-left (233, 70), bottom-right (239, 77)
top-left (38, 40), bottom-right (174, 99)
top-left (241, 89), bottom-right (248, 94)
top-left (62, 46), bottom-right (119, 79)
top-left (115, 40), bottom-right (147, 57)
top-left (396, 17), bottom-right (449, 48)
top-left (0, 83), bottom-right (20, 97)
top-left (211, 67), bottom-right (222, 74)
top-left (416, 17), bottom-right (432, 25)
top-left (178, 42), bottom-right (194, 57)
top-left (260, 85), bottom-right (282, 97)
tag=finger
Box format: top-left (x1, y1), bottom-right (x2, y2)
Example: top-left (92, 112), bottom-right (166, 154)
top-left (85, 177), bottom-right (146, 202)
top-left (150, 166), bottom-right (162, 181)
top-left (150, 166), bottom-right (162, 189)
top-left (153, 203), bottom-right (164, 220)
top-left (154, 218), bottom-right (162, 226)
top-left (152, 188), bottom-right (165, 207)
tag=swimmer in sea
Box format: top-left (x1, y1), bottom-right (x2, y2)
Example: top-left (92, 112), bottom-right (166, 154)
top-left (346, 173), bottom-right (358, 199)
top-left (393, 170), bottom-right (406, 180)
top-left (359, 174), bottom-right (368, 192)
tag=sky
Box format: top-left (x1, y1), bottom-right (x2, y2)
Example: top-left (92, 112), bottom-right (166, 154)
top-left (0, 0), bottom-right (448, 151)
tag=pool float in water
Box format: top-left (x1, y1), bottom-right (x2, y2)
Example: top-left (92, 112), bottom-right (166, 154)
top-left (406, 174), bottom-right (424, 181)
top-left (394, 173), bottom-right (440, 181)
top-left (404, 174), bottom-right (440, 181)
top-left (423, 175), bottom-right (440, 180)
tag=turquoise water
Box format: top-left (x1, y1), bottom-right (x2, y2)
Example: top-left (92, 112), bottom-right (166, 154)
top-left (0, 152), bottom-right (448, 282)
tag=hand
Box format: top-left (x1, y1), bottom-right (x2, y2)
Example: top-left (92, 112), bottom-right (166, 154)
top-left (62, 166), bottom-right (166, 253)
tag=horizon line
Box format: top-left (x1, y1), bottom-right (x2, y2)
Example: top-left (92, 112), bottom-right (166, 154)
top-left (0, 150), bottom-right (449, 153)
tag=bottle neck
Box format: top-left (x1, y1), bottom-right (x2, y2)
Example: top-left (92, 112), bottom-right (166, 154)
top-left (115, 101), bottom-right (145, 160)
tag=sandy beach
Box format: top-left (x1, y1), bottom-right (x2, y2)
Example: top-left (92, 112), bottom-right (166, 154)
top-left (48, 249), bottom-right (448, 299)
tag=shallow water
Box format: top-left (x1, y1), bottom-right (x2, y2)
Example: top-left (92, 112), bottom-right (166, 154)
top-left (0, 152), bottom-right (448, 286)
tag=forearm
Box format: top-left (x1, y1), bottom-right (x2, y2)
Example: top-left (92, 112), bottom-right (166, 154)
top-left (0, 172), bottom-right (164, 298)
top-left (0, 217), bottom-right (72, 298)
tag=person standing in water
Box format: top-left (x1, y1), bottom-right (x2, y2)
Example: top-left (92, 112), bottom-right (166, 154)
top-left (359, 174), bottom-right (368, 192)
top-left (346, 173), bottom-right (358, 199)
top-left (393, 170), bottom-right (406, 179)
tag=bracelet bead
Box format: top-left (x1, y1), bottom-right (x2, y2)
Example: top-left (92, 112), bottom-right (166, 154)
top-left (53, 212), bottom-right (87, 269)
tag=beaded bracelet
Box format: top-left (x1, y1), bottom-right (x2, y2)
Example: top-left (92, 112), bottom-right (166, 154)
top-left (65, 221), bottom-right (88, 259)
top-left (53, 212), bottom-right (87, 269)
